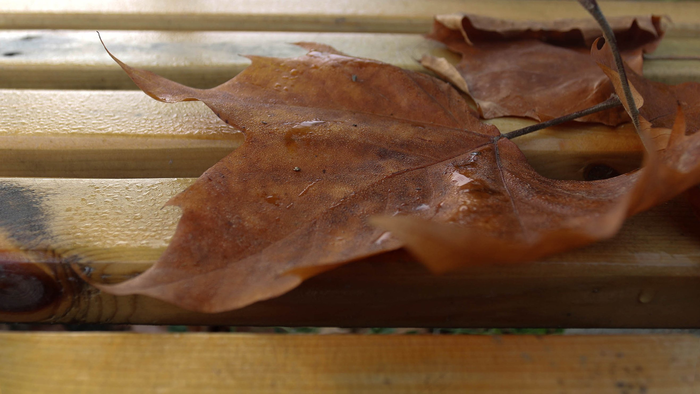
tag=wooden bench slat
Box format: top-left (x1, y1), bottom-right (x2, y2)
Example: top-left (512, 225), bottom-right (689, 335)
top-left (1, 177), bottom-right (698, 326)
top-left (0, 31), bottom-right (446, 89)
top-left (2, 0), bottom-right (700, 35)
top-left (7, 178), bottom-right (697, 264)
top-left (0, 89), bottom-right (643, 179)
top-left (0, 89), bottom-right (243, 178)
top-left (0, 333), bottom-right (697, 393)
top-left (1, 31), bottom-right (698, 90)
top-left (0, 135), bottom-right (240, 178)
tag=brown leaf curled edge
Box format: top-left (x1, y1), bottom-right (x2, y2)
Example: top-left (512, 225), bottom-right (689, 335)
top-left (423, 14), bottom-right (664, 126)
top-left (382, 39), bottom-right (700, 273)
top-left (97, 40), bottom-right (700, 313)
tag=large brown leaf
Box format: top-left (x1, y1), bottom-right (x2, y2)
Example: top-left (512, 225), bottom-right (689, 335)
top-left (97, 42), bottom-right (700, 313)
top-left (423, 14), bottom-right (663, 126)
top-left (98, 44), bottom-right (500, 312)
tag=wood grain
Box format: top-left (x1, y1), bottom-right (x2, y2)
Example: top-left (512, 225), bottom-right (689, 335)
top-left (2, 0), bottom-right (699, 35)
top-left (1, 0), bottom-right (699, 328)
top-left (1, 177), bottom-right (699, 326)
top-left (0, 89), bottom-right (244, 178)
top-left (0, 31), bottom-right (448, 89)
top-left (1, 31), bottom-right (698, 90)
top-left (0, 89), bottom-right (643, 179)
top-left (0, 333), bottom-right (698, 393)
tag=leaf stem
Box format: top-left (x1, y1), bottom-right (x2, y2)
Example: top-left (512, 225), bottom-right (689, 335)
top-left (502, 96), bottom-right (621, 140)
top-left (576, 0), bottom-right (641, 135)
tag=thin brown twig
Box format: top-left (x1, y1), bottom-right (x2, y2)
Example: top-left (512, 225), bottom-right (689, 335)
top-left (502, 96), bottom-right (622, 140)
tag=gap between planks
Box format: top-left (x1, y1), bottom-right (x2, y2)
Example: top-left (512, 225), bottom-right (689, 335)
top-left (0, 31), bottom-right (699, 90)
top-left (1, 0), bottom-right (699, 35)
top-left (0, 333), bottom-right (698, 394)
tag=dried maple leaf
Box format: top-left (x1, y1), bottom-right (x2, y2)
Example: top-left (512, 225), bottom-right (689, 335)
top-left (97, 42), bottom-right (501, 312)
top-left (96, 38), bottom-right (700, 313)
top-left (422, 14), bottom-right (664, 126)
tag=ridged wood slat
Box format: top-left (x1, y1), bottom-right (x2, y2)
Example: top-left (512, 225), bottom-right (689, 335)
top-left (1, 333), bottom-right (698, 394)
top-left (0, 89), bottom-right (643, 179)
top-left (1, 31), bottom-right (698, 90)
top-left (2, 0), bottom-right (700, 35)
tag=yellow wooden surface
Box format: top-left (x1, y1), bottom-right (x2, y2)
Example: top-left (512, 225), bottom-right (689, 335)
top-left (0, 31), bottom-right (698, 90)
top-left (0, 31), bottom-right (450, 89)
top-left (0, 89), bottom-right (644, 179)
top-left (1, 177), bottom-right (695, 273)
top-left (0, 333), bottom-right (698, 393)
top-left (2, 0), bottom-right (700, 35)
top-left (5, 179), bottom-right (692, 267)
top-left (0, 90), bottom-right (243, 178)
top-left (1, 2), bottom-right (699, 393)
top-left (1, 1), bottom-right (699, 328)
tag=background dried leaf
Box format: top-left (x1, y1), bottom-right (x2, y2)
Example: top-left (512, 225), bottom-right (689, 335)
top-left (424, 14), bottom-right (664, 125)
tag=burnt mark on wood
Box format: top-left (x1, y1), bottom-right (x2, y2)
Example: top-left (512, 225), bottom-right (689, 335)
top-left (0, 182), bottom-right (51, 247)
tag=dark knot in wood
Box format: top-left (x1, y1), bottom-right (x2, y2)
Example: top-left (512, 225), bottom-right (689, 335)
top-left (0, 251), bottom-right (64, 316)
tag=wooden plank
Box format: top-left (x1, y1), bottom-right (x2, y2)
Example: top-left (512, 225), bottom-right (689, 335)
top-left (1, 0), bottom-right (699, 35)
top-left (0, 90), bottom-right (243, 178)
top-left (1, 177), bottom-right (699, 327)
top-left (0, 89), bottom-right (643, 179)
top-left (0, 31), bottom-right (447, 89)
top-left (1, 31), bottom-right (698, 90)
top-left (0, 333), bottom-right (698, 393)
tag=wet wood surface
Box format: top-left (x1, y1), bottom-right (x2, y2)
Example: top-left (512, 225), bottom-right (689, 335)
top-left (0, 0), bottom-right (699, 328)
top-left (3, 0), bottom-right (700, 33)
top-left (0, 89), bottom-right (644, 179)
top-left (1, 31), bottom-right (699, 89)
